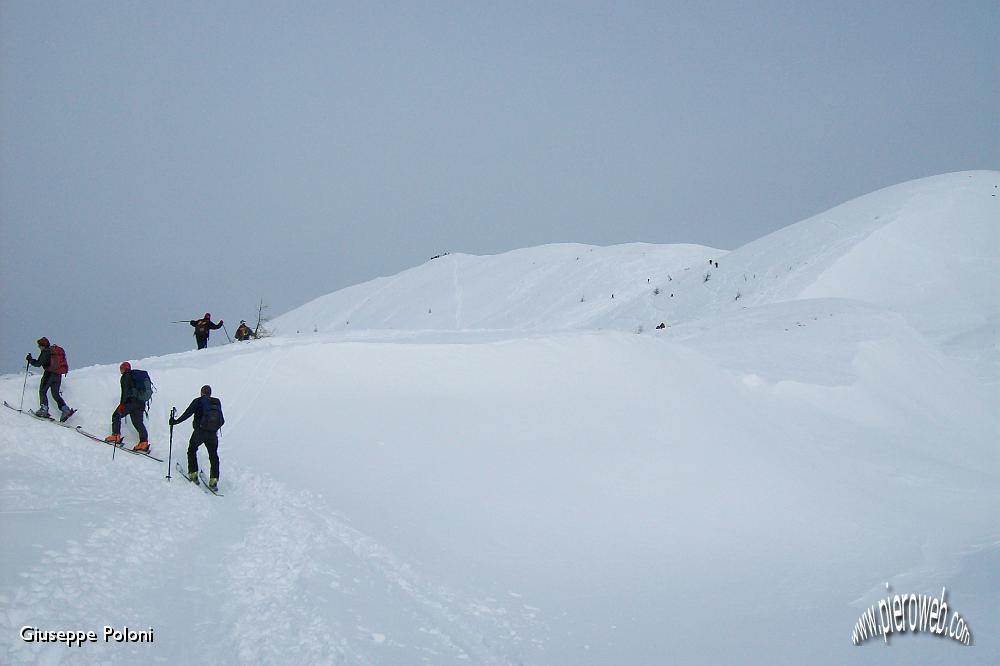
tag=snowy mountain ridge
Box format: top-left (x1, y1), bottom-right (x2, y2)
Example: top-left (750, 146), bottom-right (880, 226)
top-left (275, 170), bottom-right (999, 348)
top-left (270, 242), bottom-right (720, 335)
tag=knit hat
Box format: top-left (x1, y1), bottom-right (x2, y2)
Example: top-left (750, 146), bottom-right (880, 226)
top-left (36, 337), bottom-right (50, 348)
top-left (120, 361), bottom-right (131, 373)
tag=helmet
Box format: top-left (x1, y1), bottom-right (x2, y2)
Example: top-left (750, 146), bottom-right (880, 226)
top-left (120, 361), bottom-right (131, 373)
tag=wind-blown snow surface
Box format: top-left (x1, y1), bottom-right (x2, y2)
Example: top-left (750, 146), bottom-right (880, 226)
top-left (2, 171), bottom-right (998, 664)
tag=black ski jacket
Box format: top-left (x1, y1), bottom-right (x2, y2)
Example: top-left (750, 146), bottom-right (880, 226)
top-left (28, 347), bottom-right (53, 373)
top-left (118, 371), bottom-right (145, 408)
top-left (235, 324), bottom-right (254, 341)
top-left (190, 318), bottom-right (223, 339)
top-left (174, 396), bottom-right (225, 431)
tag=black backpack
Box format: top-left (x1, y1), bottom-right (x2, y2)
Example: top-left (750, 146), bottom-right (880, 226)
top-left (200, 397), bottom-right (223, 432)
top-left (127, 370), bottom-right (154, 410)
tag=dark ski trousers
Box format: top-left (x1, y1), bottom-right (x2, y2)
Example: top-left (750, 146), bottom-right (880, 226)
top-left (112, 404), bottom-right (148, 442)
top-left (39, 373), bottom-right (67, 410)
top-left (188, 429), bottom-right (220, 479)
top-left (195, 335), bottom-right (209, 350)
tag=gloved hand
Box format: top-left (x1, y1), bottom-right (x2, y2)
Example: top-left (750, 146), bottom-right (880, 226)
top-left (116, 403), bottom-right (125, 415)
top-left (168, 418), bottom-right (176, 426)
top-left (219, 320), bottom-right (224, 325)
top-left (26, 354), bottom-right (32, 362)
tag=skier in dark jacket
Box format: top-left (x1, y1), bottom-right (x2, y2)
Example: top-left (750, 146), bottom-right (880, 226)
top-left (26, 337), bottom-right (74, 421)
top-left (189, 313), bottom-right (223, 349)
top-left (170, 385), bottom-right (224, 490)
top-left (104, 361), bottom-right (151, 452)
top-left (234, 320), bottom-right (255, 342)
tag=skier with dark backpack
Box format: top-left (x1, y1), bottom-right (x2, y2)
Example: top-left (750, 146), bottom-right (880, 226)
top-left (189, 313), bottom-right (224, 350)
top-left (170, 385), bottom-right (225, 491)
top-left (105, 362), bottom-right (154, 453)
top-left (26, 337), bottom-right (75, 422)
top-left (234, 320), bottom-right (255, 342)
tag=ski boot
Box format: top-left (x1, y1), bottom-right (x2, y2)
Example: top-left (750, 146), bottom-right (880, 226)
top-left (59, 406), bottom-right (76, 423)
top-left (188, 471), bottom-right (199, 484)
top-left (104, 433), bottom-right (123, 444)
top-left (208, 477), bottom-right (219, 491)
top-left (133, 441), bottom-right (150, 453)
top-left (34, 405), bottom-right (50, 419)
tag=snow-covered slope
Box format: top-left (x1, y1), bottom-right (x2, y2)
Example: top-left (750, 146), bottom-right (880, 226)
top-left (2, 171), bottom-right (998, 665)
top-left (276, 171), bottom-right (997, 346)
top-left (617, 171), bottom-right (999, 343)
top-left (270, 243), bottom-right (719, 335)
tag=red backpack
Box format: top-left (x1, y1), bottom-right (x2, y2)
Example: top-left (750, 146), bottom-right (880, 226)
top-left (48, 345), bottom-right (69, 375)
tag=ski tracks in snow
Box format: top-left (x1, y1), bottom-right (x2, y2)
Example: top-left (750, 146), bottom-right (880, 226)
top-left (0, 417), bottom-right (210, 665)
top-left (1, 413), bottom-right (543, 665)
top-left (452, 254), bottom-right (465, 330)
top-left (216, 470), bottom-right (542, 665)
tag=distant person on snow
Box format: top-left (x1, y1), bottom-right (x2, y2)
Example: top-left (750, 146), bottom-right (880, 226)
top-left (190, 313), bottom-right (223, 349)
top-left (170, 385), bottom-right (225, 491)
top-left (26, 337), bottom-right (74, 422)
top-left (234, 320), bottom-right (255, 342)
top-left (105, 361), bottom-right (153, 453)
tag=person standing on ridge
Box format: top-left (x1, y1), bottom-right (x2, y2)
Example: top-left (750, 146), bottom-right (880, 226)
top-left (234, 320), bottom-right (255, 342)
top-left (105, 361), bottom-right (153, 452)
top-left (26, 337), bottom-right (74, 422)
top-left (170, 385), bottom-right (225, 491)
top-left (190, 313), bottom-right (223, 349)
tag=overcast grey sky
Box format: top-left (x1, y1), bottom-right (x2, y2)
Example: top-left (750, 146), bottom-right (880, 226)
top-left (2, 0), bottom-right (998, 373)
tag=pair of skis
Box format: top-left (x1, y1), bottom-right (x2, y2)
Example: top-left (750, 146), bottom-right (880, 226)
top-left (3, 401), bottom-right (164, 463)
top-left (3, 400), bottom-right (74, 424)
top-left (5, 399), bottom-right (221, 496)
top-left (175, 463), bottom-right (223, 496)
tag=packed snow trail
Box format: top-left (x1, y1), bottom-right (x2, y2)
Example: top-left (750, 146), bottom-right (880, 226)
top-left (0, 409), bottom-right (540, 665)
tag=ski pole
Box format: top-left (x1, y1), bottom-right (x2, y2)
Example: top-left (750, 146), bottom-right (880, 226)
top-left (222, 322), bottom-right (233, 343)
top-left (19, 360), bottom-right (30, 411)
top-left (166, 407), bottom-right (176, 480)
